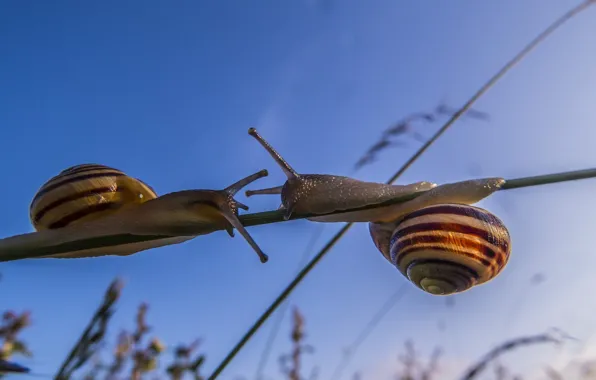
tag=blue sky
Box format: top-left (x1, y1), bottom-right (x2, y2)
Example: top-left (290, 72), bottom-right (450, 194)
top-left (1, 0), bottom-right (596, 378)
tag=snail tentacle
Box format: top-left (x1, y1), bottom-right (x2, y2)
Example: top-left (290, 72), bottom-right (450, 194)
top-left (142, 169), bottom-right (270, 263)
top-left (219, 169), bottom-right (270, 263)
top-left (245, 185), bottom-right (283, 197)
top-left (248, 127), bottom-right (299, 179)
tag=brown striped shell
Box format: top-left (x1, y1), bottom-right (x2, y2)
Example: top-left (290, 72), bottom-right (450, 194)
top-left (369, 203), bottom-right (511, 295)
top-left (29, 164), bottom-right (158, 231)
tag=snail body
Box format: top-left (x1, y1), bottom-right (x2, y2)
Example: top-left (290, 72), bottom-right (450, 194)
top-left (245, 127), bottom-right (511, 294)
top-left (13, 164), bottom-right (270, 263)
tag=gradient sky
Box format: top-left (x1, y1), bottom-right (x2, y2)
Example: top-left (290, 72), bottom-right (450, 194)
top-left (1, 1), bottom-right (596, 379)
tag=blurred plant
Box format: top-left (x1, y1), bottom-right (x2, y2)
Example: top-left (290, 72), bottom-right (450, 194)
top-left (0, 310), bottom-right (32, 360)
top-left (71, 283), bottom-right (206, 380)
top-left (127, 303), bottom-right (164, 380)
top-left (492, 361), bottom-right (522, 380)
top-left (0, 309), bottom-right (32, 377)
top-left (395, 340), bottom-right (442, 380)
top-left (353, 104), bottom-right (489, 171)
top-left (55, 278), bottom-right (123, 380)
top-left (543, 358), bottom-right (596, 380)
top-left (165, 338), bottom-right (206, 380)
top-left (88, 302), bottom-right (167, 380)
top-left (459, 331), bottom-right (565, 380)
top-left (581, 360), bottom-right (596, 379)
top-left (278, 307), bottom-right (316, 380)
top-left (82, 355), bottom-right (104, 380)
top-left (0, 358), bottom-right (30, 375)
top-left (0, 280), bottom-right (588, 380)
top-left (545, 366), bottom-right (564, 380)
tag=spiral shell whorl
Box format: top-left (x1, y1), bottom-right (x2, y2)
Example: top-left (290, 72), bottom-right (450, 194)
top-left (385, 203), bottom-right (511, 295)
top-left (30, 164), bottom-right (158, 231)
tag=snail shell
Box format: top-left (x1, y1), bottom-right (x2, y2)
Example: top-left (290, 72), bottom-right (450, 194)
top-left (29, 163), bottom-right (157, 231)
top-left (370, 203), bottom-right (511, 295)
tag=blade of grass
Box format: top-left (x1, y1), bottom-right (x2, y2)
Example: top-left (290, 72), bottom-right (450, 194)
top-left (55, 279), bottom-right (123, 380)
top-left (206, 2), bottom-right (596, 378)
top-left (253, 225), bottom-right (326, 380)
top-left (459, 332), bottom-right (562, 380)
top-left (329, 284), bottom-right (409, 380)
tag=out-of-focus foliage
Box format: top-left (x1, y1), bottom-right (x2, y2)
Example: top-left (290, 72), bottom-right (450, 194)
top-left (55, 279), bottom-right (123, 379)
top-left (353, 105), bottom-right (489, 171)
top-left (0, 278), bottom-right (596, 380)
top-left (0, 305), bottom-right (32, 377)
top-left (278, 307), bottom-right (317, 380)
top-left (59, 282), bottom-right (207, 380)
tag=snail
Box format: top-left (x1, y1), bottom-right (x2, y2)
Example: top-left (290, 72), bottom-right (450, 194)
top-left (245, 127), bottom-right (511, 294)
top-left (244, 127), bottom-right (439, 222)
top-left (2, 164), bottom-right (270, 263)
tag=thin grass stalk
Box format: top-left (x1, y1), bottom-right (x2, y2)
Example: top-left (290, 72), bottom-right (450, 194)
top-left (328, 284), bottom-right (409, 380)
top-left (459, 333), bottom-right (561, 380)
top-left (253, 226), bottom-right (326, 380)
top-left (55, 279), bottom-right (123, 380)
top-left (206, 2), bottom-right (596, 378)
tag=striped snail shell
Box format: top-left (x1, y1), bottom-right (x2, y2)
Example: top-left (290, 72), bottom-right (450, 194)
top-left (369, 203), bottom-right (511, 295)
top-left (29, 163), bottom-right (157, 231)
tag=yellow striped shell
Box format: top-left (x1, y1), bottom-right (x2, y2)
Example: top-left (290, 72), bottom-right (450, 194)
top-left (29, 164), bottom-right (158, 231)
top-left (369, 203), bottom-right (511, 295)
